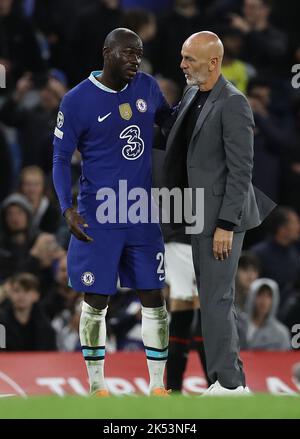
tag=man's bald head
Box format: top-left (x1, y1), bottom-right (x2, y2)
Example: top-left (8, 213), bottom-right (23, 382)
top-left (180, 31), bottom-right (224, 90)
top-left (103, 28), bottom-right (142, 50)
top-left (184, 31), bottom-right (224, 61)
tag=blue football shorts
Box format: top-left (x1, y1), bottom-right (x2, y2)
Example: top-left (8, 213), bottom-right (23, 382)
top-left (67, 223), bottom-right (165, 294)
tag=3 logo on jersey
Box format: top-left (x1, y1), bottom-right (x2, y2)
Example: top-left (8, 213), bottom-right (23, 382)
top-left (120, 125), bottom-right (144, 160)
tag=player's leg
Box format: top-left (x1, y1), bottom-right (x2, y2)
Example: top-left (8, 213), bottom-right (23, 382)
top-left (119, 224), bottom-right (169, 394)
top-left (137, 289), bottom-right (169, 394)
top-left (67, 228), bottom-right (124, 395)
top-left (167, 298), bottom-right (194, 392)
top-left (80, 293), bottom-right (110, 394)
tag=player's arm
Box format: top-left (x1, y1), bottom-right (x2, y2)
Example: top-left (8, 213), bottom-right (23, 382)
top-left (52, 94), bottom-right (93, 243)
top-left (152, 80), bottom-right (177, 150)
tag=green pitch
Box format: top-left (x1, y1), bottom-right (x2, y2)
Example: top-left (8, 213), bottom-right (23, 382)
top-left (0, 394), bottom-right (299, 419)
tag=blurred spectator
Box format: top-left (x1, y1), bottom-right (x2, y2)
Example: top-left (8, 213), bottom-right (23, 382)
top-left (0, 193), bottom-right (64, 289)
top-left (122, 8), bottom-right (157, 73)
top-left (235, 252), bottom-right (261, 312)
top-left (156, 77), bottom-right (181, 106)
top-left (292, 363), bottom-right (300, 388)
top-left (0, 125), bottom-right (13, 201)
top-left (154, 0), bottom-right (205, 89)
top-left (0, 193), bottom-right (36, 280)
top-left (0, 0), bottom-right (45, 87)
top-left (221, 27), bottom-right (255, 93)
top-left (0, 71), bottom-right (67, 172)
top-left (28, 232), bottom-right (65, 293)
top-left (108, 290), bottom-right (143, 350)
top-left (229, 0), bottom-right (288, 77)
top-left (67, 0), bottom-right (122, 86)
top-left (238, 278), bottom-right (291, 350)
top-left (52, 295), bottom-right (83, 351)
top-left (247, 78), bottom-right (283, 202)
top-left (278, 272), bottom-right (300, 336)
top-left (32, 0), bottom-right (98, 70)
top-left (42, 254), bottom-right (78, 321)
top-left (0, 276), bottom-right (11, 306)
top-left (0, 272), bottom-right (56, 350)
top-left (19, 166), bottom-right (60, 233)
top-left (251, 207), bottom-right (300, 302)
top-left (281, 98), bottom-right (300, 214)
top-left (121, 0), bottom-right (173, 14)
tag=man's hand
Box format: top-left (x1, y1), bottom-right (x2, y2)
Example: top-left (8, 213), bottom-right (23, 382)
top-left (229, 14), bottom-right (251, 33)
top-left (30, 233), bottom-right (65, 267)
top-left (64, 207), bottom-right (93, 242)
top-left (14, 72), bottom-right (33, 101)
top-left (213, 228), bottom-right (233, 261)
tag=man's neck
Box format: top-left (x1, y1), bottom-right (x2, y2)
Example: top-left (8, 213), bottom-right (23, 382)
top-left (97, 71), bottom-right (127, 92)
top-left (14, 308), bottom-right (32, 325)
top-left (11, 232), bottom-right (27, 245)
top-left (252, 315), bottom-right (266, 328)
top-left (249, 18), bottom-right (268, 31)
top-left (274, 235), bottom-right (292, 247)
top-left (199, 74), bottom-right (221, 92)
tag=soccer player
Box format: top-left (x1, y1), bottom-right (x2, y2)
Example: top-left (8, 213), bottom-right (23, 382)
top-left (53, 28), bottom-right (171, 396)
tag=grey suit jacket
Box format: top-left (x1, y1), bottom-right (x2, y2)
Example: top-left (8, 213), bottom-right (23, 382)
top-left (163, 74), bottom-right (276, 235)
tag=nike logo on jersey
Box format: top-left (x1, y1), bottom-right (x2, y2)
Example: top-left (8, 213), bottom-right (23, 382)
top-left (159, 275), bottom-right (165, 281)
top-left (98, 112), bottom-right (112, 122)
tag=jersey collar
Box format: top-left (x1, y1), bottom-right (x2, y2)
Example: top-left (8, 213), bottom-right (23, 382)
top-left (88, 71), bottom-right (128, 93)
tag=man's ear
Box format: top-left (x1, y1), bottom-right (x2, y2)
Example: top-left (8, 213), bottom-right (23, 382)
top-left (103, 47), bottom-right (110, 61)
top-left (209, 57), bottom-right (218, 72)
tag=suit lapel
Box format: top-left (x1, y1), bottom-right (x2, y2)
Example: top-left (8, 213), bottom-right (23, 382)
top-left (189, 75), bottom-right (227, 146)
top-left (166, 87), bottom-right (198, 151)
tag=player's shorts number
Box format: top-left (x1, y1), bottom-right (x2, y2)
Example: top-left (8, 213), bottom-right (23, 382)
top-left (156, 252), bottom-right (165, 281)
top-left (120, 125), bottom-right (144, 160)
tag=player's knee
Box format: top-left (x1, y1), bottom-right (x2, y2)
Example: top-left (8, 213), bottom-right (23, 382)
top-left (137, 289), bottom-right (165, 308)
top-left (84, 293), bottom-right (109, 310)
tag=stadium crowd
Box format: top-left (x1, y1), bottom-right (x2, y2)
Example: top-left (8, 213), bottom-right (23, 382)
top-left (0, 0), bottom-right (299, 353)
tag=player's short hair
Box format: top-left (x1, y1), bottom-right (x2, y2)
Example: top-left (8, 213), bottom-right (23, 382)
top-left (103, 27), bottom-right (141, 50)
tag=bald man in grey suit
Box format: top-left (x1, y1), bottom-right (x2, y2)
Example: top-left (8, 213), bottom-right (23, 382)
top-left (163, 31), bottom-right (275, 394)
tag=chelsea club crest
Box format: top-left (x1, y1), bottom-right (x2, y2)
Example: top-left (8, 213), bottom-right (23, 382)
top-left (57, 111), bottom-right (64, 128)
top-left (136, 99), bottom-right (147, 113)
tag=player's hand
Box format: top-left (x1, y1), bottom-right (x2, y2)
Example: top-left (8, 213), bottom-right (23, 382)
top-left (213, 228), bottom-right (233, 261)
top-left (64, 207), bottom-right (93, 243)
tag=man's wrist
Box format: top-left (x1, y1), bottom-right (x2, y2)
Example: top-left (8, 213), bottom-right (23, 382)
top-left (63, 207), bottom-right (73, 217)
top-left (217, 219), bottom-right (235, 231)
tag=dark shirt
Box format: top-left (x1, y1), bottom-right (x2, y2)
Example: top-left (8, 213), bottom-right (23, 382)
top-left (183, 89), bottom-right (211, 148)
top-left (0, 302), bottom-right (56, 351)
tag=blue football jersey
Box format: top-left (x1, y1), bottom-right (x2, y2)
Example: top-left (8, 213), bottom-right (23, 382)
top-left (53, 71), bottom-right (170, 228)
